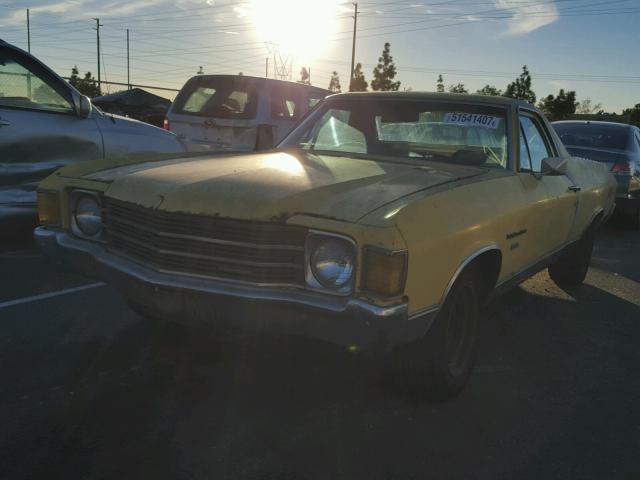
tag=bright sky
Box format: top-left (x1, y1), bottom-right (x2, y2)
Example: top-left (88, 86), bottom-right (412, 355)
top-left (1, 0), bottom-right (638, 112)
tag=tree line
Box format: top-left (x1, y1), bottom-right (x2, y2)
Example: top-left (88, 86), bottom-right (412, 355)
top-left (324, 42), bottom-right (400, 95)
top-left (68, 66), bottom-right (102, 97)
top-left (69, 46), bottom-right (640, 127)
top-left (320, 43), bottom-right (640, 126)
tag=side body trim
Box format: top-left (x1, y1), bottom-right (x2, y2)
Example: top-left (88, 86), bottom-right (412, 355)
top-left (407, 244), bottom-right (500, 321)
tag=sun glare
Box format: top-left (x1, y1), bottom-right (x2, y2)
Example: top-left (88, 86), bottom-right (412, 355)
top-left (247, 0), bottom-right (342, 63)
top-left (264, 153), bottom-right (305, 175)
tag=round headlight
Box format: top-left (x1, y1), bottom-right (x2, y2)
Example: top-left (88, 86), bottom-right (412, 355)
top-left (310, 238), bottom-right (354, 289)
top-left (74, 196), bottom-right (103, 237)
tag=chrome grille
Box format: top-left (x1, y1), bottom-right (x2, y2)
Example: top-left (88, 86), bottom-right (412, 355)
top-left (104, 198), bottom-right (307, 286)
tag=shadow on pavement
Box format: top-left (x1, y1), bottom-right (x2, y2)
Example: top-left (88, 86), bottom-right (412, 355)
top-left (0, 229), bottom-right (35, 253)
top-left (591, 222), bottom-right (640, 283)
top-left (0, 214), bottom-right (38, 251)
top-left (2, 275), bottom-right (639, 479)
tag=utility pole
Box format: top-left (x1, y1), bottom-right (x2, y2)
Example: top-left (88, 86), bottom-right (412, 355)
top-left (26, 9), bottom-right (31, 53)
top-left (126, 29), bottom-right (130, 89)
top-left (349, 2), bottom-right (358, 91)
top-left (265, 57), bottom-right (269, 78)
top-left (93, 18), bottom-right (103, 91)
top-left (26, 9), bottom-right (32, 98)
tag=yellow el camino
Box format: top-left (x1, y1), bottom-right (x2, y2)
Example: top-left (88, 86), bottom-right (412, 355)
top-left (35, 92), bottom-right (616, 398)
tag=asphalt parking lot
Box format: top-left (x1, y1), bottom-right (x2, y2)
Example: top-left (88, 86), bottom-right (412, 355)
top-left (1, 224), bottom-right (639, 480)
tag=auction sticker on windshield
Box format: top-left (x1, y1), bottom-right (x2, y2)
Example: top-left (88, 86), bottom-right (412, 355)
top-left (443, 112), bottom-right (501, 129)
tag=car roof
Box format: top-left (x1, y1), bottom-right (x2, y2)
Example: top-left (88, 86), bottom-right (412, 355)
top-left (552, 120), bottom-right (632, 129)
top-left (328, 91), bottom-right (533, 107)
top-left (1, 39), bottom-right (35, 58)
top-left (188, 74), bottom-right (330, 93)
top-left (0, 38), bottom-right (17, 49)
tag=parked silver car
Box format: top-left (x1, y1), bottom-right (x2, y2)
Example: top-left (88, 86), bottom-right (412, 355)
top-left (553, 120), bottom-right (640, 229)
top-left (0, 39), bottom-right (185, 233)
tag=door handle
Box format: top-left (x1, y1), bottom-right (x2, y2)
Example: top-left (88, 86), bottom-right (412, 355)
top-left (568, 185), bottom-right (581, 192)
top-left (0, 119), bottom-right (10, 127)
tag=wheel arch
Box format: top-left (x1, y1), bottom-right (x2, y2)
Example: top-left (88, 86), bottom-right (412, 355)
top-left (585, 208), bottom-right (606, 235)
top-left (440, 245), bottom-right (502, 307)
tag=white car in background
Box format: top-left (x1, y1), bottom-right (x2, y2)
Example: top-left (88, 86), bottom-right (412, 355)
top-left (165, 74), bottom-right (329, 152)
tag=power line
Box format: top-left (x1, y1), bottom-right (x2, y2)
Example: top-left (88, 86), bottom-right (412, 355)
top-left (62, 77), bottom-right (179, 92)
top-left (342, 0), bottom-right (624, 38)
top-left (313, 57), bottom-right (640, 83)
top-left (7, 0), bottom-right (627, 51)
top-left (10, 1), bottom-right (240, 29)
top-left (4, 0), bottom-right (638, 96)
top-left (325, 0), bottom-right (638, 44)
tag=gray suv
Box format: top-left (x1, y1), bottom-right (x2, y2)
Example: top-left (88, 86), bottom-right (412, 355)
top-left (0, 39), bottom-right (185, 233)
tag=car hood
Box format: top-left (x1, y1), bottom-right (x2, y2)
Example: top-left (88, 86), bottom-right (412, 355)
top-left (93, 110), bottom-right (185, 158)
top-left (94, 109), bottom-right (164, 131)
top-left (94, 150), bottom-right (484, 223)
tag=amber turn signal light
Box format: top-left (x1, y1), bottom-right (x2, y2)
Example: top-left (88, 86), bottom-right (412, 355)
top-left (37, 191), bottom-right (61, 227)
top-left (362, 247), bottom-right (407, 297)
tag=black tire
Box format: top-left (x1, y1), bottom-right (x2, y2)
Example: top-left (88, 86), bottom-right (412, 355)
top-left (548, 227), bottom-right (595, 288)
top-left (391, 269), bottom-right (480, 401)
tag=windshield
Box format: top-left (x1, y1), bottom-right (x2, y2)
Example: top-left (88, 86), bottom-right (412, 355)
top-left (172, 75), bottom-right (259, 119)
top-left (280, 99), bottom-right (509, 169)
top-left (553, 123), bottom-right (630, 150)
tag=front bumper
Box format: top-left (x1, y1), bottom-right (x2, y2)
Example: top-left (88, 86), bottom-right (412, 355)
top-left (35, 227), bottom-right (436, 353)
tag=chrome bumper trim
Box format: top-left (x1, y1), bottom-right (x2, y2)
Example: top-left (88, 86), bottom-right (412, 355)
top-left (35, 227), bottom-right (437, 353)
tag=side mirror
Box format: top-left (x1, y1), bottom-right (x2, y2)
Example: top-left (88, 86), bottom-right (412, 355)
top-left (541, 157), bottom-right (568, 176)
top-left (77, 95), bottom-right (92, 118)
top-left (70, 89), bottom-right (92, 118)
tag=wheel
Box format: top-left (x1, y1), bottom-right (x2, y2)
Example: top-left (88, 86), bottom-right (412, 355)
top-left (391, 269), bottom-right (480, 401)
top-left (548, 227), bottom-right (595, 288)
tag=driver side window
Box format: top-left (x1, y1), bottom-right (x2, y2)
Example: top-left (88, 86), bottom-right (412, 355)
top-left (520, 115), bottom-right (552, 172)
top-left (271, 85), bottom-right (300, 120)
top-left (0, 51), bottom-right (73, 114)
